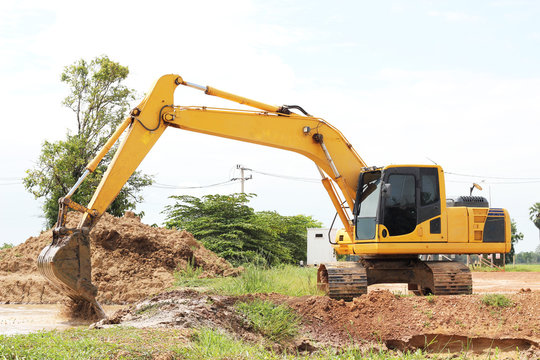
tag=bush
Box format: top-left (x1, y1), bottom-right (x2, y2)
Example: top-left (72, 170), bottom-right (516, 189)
top-left (163, 193), bottom-right (321, 266)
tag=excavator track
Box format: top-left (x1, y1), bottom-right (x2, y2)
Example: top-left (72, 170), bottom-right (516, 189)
top-left (317, 262), bottom-right (368, 301)
top-left (424, 261), bottom-right (472, 295)
top-left (318, 257), bottom-right (472, 300)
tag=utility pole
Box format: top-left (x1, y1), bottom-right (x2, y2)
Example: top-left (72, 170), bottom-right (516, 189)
top-left (235, 164), bottom-right (252, 193)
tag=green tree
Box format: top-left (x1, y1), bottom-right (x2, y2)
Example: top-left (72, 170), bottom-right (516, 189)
top-left (530, 202), bottom-right (540, 243)
top-left (530, 203), bottom-right (540, 228)
top-left (515, 251), bottom-right (540, 264)
top-left (254, 211), bottom-right (322, 262)
top-left (24, 56), bottom-right (153, 227)
top-left (506, 219), bottom-right (524, 264)
top-left (162, 194), bottom-right (321, 266)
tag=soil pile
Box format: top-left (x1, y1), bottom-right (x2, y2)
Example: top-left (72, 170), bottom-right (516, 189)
top-left (0, 212), bottom-right (240, 304)
top-left (282, 290), bottom-right (540, 345)
top-left (94, 289), bottom-right (253, 339)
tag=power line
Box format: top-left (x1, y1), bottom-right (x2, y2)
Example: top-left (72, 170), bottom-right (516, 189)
top-left (151, 179), bottom-right (239, 190)
top-left (248, 168), bottom-right (320, 183)
top-left (447, 179), bottom-right (540, 185)
top-left (445, 171), bottom-right (540, 181)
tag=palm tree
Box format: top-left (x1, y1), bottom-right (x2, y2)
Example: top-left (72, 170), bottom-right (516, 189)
top-left (529, 203), bottom-right (540, 242)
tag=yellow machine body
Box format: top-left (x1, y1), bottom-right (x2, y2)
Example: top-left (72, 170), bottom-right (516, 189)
top-left (334, 165), bottom-right (511, 256)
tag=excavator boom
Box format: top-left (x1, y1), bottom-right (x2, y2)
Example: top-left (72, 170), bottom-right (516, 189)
top-left (38, 74), bottom-right (367, 316)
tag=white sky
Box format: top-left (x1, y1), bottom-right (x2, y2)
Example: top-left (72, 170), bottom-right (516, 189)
top-left (0, 0), bottom-right (539, 252)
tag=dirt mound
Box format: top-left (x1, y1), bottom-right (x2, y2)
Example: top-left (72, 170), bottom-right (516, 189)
top-left (0, 212), bottom-right (240, 304)
top-left (94, 289), bottom-right (254, 339)
top-left (281, 290), bottom-right (540, 346)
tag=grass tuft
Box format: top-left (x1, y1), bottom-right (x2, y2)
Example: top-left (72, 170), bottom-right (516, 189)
top-left (181, 328), bottom-right (268, 359)
top-left (236, 299), bottom-right (300, 342)
top-left (481, 294), bottom-right (513, 308)
top-left (174, 258), bottom-right (205, 287)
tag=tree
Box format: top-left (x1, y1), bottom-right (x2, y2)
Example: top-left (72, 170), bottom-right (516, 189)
top-left (24, 56), bottom-right (153, 227)
top-left (162, 193), bottom-right (322, 266)
top-left (529, 202), bottom-right (540, 243)
top-left (506, 219), bottom-right (524, 264)
top-left (253, 211), bottom-right (322, 262)
top-left (515, 251), bottom-right (540, 264)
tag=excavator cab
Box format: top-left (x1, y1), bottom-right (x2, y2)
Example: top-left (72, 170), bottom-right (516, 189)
top-left (354, 165), bottom-right (444, 244)
top-left (333, 164), bottom-right (511, 254)
top-left (319, 164), bottom-right (511, 300)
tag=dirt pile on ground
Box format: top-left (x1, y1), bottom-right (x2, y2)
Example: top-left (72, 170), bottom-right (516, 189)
top-left (0, 212), bottom-right (240, 304)
top-left (94, 289), bottom-right (254, 339)
top-left (95, 289), bottom-right (540, 357)
top-left (282, 290), bottom-right (540, 344)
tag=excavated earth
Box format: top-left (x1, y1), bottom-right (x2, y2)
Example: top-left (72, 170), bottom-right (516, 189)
top-left (0, 212), bottom-right (239, 304)
top-left (96, 289), bottom-right (540, 357)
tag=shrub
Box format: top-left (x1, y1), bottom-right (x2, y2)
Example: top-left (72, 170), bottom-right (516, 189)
top-left (481, 294), bottom-right (513, 308)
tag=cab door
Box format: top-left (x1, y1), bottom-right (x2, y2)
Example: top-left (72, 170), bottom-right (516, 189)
top-left (379, 166), bottom-right (442, 241)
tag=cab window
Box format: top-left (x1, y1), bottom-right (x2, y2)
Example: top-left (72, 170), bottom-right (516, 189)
top-left (420, 168), bottom-right (439, 206)
top-left (383, 174), bottom-right (416, 236)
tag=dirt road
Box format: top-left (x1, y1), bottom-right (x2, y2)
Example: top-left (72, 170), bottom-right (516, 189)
top-left (472, 271), bottom-right (540, 293)
top-left (0, 304), bottom-right (121, 335)
top-left (370, 270), bottom-right (540, 294)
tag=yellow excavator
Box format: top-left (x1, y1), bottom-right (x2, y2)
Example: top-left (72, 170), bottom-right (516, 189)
top-left (38, 74), bottom-right (511, 317)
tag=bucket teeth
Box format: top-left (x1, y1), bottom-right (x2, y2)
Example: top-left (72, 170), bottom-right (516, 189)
top-left (38, 231), bottom-right (106, 319)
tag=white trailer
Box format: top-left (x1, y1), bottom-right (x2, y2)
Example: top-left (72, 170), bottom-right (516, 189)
top-left (306, 228), bottom-right (337, 266)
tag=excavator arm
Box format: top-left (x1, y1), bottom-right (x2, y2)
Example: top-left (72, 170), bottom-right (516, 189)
top-left (38, 74), bottom-right (367, 317)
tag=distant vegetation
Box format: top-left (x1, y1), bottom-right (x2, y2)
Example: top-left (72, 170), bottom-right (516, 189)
top-left (0, 243), bottom-right (13, 250)
top-left (514, 251), bottom-right (540, 264)
top-left (163, 193), bottom-right (321, 266)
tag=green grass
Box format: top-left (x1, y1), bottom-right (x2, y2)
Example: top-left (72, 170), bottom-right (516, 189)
top-left (505, 264), bottom-right (540, 272)
top-left (471, 264), bottom-right (540, 272)
top-left (0, 327), bottom-right (469, 359)
top-left (173, 258), bottom-right (206, 287)
top-left (236, 299), bottom-right (300, 342)
top-left (481, 294), bottom-right (513, 308)
top-left (174, 264), bottom-right (323, 297)
top-left (0, 327), bottom-right (184, 359)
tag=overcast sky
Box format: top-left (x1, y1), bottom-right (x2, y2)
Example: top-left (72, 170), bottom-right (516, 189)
top-left (1, 0), bottom-right (539, 253)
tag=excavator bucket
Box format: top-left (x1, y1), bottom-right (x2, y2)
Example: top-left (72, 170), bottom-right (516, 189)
top-left (38, 230), bottom-right (106, 319)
